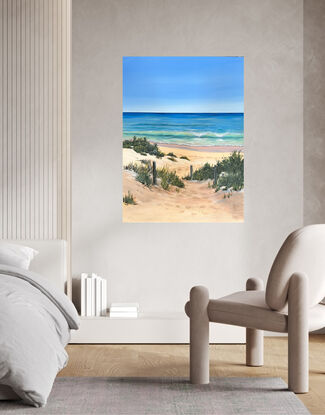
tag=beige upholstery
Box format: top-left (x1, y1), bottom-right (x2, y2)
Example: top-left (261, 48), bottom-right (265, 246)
top-left (185, 225), bottom-right (325, 394)
top-left (206, 290), bottom-right (325, 333)
top-left (266, 224), bottom-right (325, 310)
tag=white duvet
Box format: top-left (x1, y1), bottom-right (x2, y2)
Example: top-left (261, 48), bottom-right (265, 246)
top-left (0, 264), bottom-right (79, 407)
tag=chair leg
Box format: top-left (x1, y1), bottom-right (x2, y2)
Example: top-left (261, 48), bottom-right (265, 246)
top-left (288, 273), bottom-right (309, 393)
top-left (246, 278), bottom-right (264, 366)
top-left (246, 328), bottom-right (264, 366)
top-left (189, 286), bottom-right (209, 384)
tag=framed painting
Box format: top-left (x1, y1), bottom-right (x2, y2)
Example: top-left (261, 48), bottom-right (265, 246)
top-left (122, 57), bottom-right (244, 222)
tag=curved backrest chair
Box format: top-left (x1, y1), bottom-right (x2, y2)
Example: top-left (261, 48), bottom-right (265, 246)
top-left (185, 225), bottom-right (325, 393)
top-left (266, 225), bottom-right (325, 311)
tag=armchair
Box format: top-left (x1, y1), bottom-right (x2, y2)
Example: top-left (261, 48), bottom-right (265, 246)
top-left (185, 225), bottom-right (325, 393)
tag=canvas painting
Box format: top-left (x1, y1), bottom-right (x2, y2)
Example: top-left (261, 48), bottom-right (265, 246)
top-left (122, 57), bottom-right (244, 222)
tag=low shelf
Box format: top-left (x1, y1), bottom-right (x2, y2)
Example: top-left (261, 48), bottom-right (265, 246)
top-left (70, 312), bottom-right (245, 344)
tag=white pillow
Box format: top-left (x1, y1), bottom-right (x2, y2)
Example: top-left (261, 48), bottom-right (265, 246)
top-left (0, 242), bottom-right (38, 270)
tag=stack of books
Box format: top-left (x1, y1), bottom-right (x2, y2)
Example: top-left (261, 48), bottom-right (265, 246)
top-left (80, 273), bottom-right (107, 317)
top-left (109, 303), bottom-right (139, 318)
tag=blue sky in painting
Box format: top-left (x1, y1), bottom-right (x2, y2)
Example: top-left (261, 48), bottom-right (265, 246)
top-left (123, 57), bottom-right (244, 113)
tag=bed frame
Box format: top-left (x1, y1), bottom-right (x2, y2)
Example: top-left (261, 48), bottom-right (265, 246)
top-left (0, 239), bottom-right (67, 401)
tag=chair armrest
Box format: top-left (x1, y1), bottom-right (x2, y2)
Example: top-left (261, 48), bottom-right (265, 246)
top-left (288, 273), bottom-right (308, 314)
top-left (246, 278), bottom-right (264, 291)
top-left (185, 301), bottom-right (191, 317)
top-left (185, 286), bottom-right (209, 318)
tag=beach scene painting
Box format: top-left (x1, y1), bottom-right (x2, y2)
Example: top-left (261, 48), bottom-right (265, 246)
top-left (123, 57), bottom-right (244, 222)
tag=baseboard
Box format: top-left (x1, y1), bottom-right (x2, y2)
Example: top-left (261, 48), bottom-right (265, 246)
top-left (70, 312), bottom-right (245, 344)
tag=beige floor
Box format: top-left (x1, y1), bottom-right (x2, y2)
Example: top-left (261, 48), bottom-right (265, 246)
top-left (61, 335), bottom-right (325, 414)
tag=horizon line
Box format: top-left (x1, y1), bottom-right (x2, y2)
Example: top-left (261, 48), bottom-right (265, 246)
top-left (123, 111), bottom-right (244, 114)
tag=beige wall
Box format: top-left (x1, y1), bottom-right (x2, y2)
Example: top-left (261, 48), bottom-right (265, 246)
top-left (303, 0), bottom-right (325, 225)
top-left (1, 0), bottom-right (324, 340)
top-left (0, 0), bottom-right (71, 240)
top-left (72, 0), bottom-right (303, 340)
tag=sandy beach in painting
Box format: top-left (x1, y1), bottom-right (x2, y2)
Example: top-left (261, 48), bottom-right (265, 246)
top-left (123, 143), bottom-right (244, 223)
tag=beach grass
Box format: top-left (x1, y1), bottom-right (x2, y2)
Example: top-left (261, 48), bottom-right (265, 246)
top-left (184, 151), bottom-right (244, 191)
top-left (124, 162), bottom-right (152, 187)
top-left (124, 160), bottom-right (184, 190)
top-left (157, 167), bottom-right (184, 190)
top-left (184, 162), bottom-right (217, 181)
top-left (123, 191), bottom-right (137, 205)
top-left (123, 136), bottom-right (165, 158)
top-left (136, 167), bottom-right (152, 187)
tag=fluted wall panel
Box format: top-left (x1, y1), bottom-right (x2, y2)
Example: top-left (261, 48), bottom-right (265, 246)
top-left (0, 0), bottom-right (71, 240)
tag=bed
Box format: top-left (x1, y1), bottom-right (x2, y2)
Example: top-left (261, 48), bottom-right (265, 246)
top-left (0, 240), bottom-right (79, 407)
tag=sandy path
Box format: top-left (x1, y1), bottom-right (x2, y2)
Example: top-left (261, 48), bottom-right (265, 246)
top-left (123, 170), bottom-right (243, 223)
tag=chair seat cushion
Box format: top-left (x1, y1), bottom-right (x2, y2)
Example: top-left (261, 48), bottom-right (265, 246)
top-left (207, 290), bottom-right (325, 333)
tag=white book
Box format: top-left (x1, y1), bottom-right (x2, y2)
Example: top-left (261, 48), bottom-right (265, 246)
top-left (85, 277), bottom-right (92, 317)
top-left (110, 311), bottom-right (138, 318)
top-left (110, 302), bottom-right (139, 312)
top-left (101, 279), bottom-right (107, 316)
top-left (91, 276), bottom-right (96, 316)
top-left (95, 276), bottom-right (102, 317)
top-left (80, 273), bottom-right (88, 316)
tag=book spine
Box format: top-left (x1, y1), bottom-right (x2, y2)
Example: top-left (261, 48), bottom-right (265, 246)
top-left (101, 279), bottom-right (107, 316)
top-left (91, 277), bottom-right (96, 316)
top-left (86, 277), bottom-right (92, 317)
top-left (95, 277), bottom-right (102, 317)
top-left (80, 273), bottom-right (88, 316)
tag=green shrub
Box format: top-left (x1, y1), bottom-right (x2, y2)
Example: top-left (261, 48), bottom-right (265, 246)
top-left (140, 159), bottom-right (151, 165)
top-left (184, 151), bottom-right (244, 191)
top-left (180, 155), bottom-right (190, 161)
top-left (184, 162), bottom-right (219, 181)
top-left (167, 152), bottom-right (177, 158)
top-left (124, 161), bottom-right (153, 187)
top-left (136, 165), bottom-right (152, 187)
top-left (217, 152), bottom-right (244, 191)
top-left (157, 167), bottom-right (184, 190)
top-left (123, 191), bottom-right (136, 205)
top-left (124, 162), bottom-right (140, 173)
top-left (167, 157), bottom-right (177, 162)
top-left (160, 176), bottom-right (170, 190)
top-left (122, 140), bottom-right (133, 149)
top-left (123, 136), bottom-right (164, 158)
top-left (125, 162), bottom-right (152, 186)
top-left (216, 171), bottom-right (243, 191)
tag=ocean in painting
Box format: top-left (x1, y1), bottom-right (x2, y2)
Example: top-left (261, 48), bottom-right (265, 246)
top-left (123, 112), bottom-right (244, 147)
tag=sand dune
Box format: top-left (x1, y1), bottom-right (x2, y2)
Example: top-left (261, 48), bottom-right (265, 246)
top-left (123, 146), bottom-right (239, 178)
top-left (123, 144), bottom-right (244, 223)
